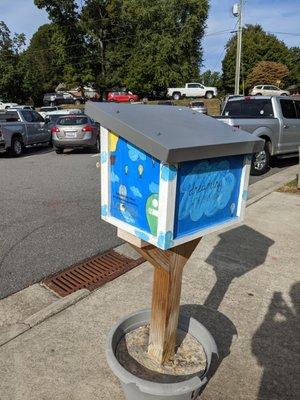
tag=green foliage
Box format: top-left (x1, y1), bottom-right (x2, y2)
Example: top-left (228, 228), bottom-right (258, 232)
top-left (200, 70), bottom-right (222, 91)
top-left (1, 0), bottom-right (209, 103)
top-left (19, 24), bottom-right (67, 105)
top-left (120, 0), bottom-right (209, 92)
top-left (246, 61), bottom-right (289, 88)
top-left (0, 21), bottom-right (25, 102)
top-left (222, 25), bottom-right (292, 93)
top-left (286, 47), bottom-right (300, 86)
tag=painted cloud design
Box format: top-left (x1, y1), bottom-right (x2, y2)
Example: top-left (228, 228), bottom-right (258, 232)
top-left (178, 160), bottom-right (236, 222)
top-left (127, 143), bottom-right (147, 162)
top-left (130, 186), bottom-right (142, 198)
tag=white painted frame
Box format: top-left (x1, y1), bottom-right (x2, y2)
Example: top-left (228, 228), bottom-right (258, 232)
top-left (100, 127), bottom-right (252, 250)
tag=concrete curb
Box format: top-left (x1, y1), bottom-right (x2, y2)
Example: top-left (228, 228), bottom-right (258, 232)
top-left (0, 289), bottom-right (90, 347)
top-left (247, 165), bottom-right (298, 207)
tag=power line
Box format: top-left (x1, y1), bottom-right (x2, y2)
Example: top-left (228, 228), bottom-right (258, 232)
top-left (23, 29), bottom-right (235, 56)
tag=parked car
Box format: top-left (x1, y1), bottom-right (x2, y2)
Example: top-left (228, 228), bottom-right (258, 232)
top-left (51, 114), bottom-right (100, 154)
top-left (0, 109), bottom-right (50, 156)
top-left (157, 100), bottom-right (174, 106)
top-left (167, 83), bottom-right (217, 100)
top-left (216, 96), bottom-right (300, 175)
top-left (0, 100), bottom-right (18, 110)
top-left (188, 101), bottom-right (207, 114)
top-left (107, 91), bottom-right (139, 103)
top-left (9, 105), bottom-right (35, 110)
top-left (250, 85), bottom-right (290, 96)
top-left (43, 109), bottom-right (84, 136)
top-left (39, 106), bottom-right (62, 118)
top-left (43, 92), bottom-right (85, 106)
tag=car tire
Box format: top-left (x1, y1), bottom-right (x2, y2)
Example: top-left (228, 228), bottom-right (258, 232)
top-left (129, 98), bottom-right (135, 103)
top-left (250, 142), bottom-right (270, 176)
top-left (8, 136), bottom-right (24, 157)
top-left (172, 93), bottom-right (181, 101)
top-left (54, 147), bottom-right (64, 154)
top-left (205, 91), bottom-right (213, 99)
top-left (280, 93), bottom-right (287, 96)
top-left (75, 100), bottom-right (81, 105)
top-left (92, 136), bottom-right (100, 153)
top-left (256, 93), bottom-right (262, 96)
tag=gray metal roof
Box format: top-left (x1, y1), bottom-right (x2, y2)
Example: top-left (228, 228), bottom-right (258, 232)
top-left (86, 102), bottom-right (264, 163)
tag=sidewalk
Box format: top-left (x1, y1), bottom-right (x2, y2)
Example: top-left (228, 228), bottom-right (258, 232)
top-left (0, 190), bottom-right (299, 399)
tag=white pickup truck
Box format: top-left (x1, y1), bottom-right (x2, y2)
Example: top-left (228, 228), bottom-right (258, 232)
top-left (0, 100), bottom-right (18, 110)
top-left (0, 109), bottom-right (50, 156)
top-left (167, 83), bottom-right (217, 100)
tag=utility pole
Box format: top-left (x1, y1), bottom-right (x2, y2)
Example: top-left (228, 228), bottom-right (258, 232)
top-left (233, 1), bottom-right (243, 95)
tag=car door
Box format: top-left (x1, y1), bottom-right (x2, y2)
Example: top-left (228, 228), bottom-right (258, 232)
top-left (20, 110), bottom-right (40, 144)
top-left (32, 111), bottom-right (48, 142)
top-left (186, 84), bottom-right (199, 97)
top-left (279, 99), bottom-right (300, 153)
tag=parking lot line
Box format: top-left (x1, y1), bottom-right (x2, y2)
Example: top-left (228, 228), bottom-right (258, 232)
top-left (91, 154), bottom-right (100, 158)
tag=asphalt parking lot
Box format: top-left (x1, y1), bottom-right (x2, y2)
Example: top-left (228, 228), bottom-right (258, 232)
top-left (0, 146), bottom-right (298, 299)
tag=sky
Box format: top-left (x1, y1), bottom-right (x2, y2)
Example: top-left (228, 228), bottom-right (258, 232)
top-left (0, 0), bottom-right (299, 72)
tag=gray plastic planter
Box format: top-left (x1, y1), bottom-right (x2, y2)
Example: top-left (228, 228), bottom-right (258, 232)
top-left (106, 309), bottom-right (218, 400)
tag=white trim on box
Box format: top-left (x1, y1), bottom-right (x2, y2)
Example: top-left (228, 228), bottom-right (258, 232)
top-left (105, 215), bottom-right (158, 246)
top-left (172, 216), bottom-right (241, 247)
top-left (236, 154), bottom-right (251, 220)
top-left (156, 163), bottom-right (178, 243)
top-left (100, 127), bottom-right (110, 218)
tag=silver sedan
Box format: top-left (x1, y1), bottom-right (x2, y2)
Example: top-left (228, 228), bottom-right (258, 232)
top-left (51, 114), bottom-right (100, 154)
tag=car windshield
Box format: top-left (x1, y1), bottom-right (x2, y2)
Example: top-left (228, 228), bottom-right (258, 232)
top-left (191, 102), bottom-right (204, 107)
top-left (223, 99), bottom-right (274, 117)
top-left (45, 115), bottom-right (60, 124)
top-left (57, 116), bottom-right (88, 125)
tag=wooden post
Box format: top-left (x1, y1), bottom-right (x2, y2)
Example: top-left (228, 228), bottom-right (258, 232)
top-left (298, 146), bottom-right (300, 190)
top-left (132, 237), bottom-right (201, 364)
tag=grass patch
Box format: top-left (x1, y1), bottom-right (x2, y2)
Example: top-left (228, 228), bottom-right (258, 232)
top-left (277, 178), bottom-right (300, 194)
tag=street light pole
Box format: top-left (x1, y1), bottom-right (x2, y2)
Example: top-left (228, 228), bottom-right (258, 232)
top-left (234, 0), bottom-right (243, 95)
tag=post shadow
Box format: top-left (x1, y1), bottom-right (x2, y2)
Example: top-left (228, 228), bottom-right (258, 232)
top-left (204, 225), bottom-right (275, 310)
top-left (252, 282), bottom-right (300, 400)
top-left (181, 225), bottom-right (275, 396)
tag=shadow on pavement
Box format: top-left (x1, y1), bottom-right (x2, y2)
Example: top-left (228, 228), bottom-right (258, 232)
top-left (270, 155), bottom-right (299, 169)
top-left (252, 283), bottom-right (300, 400)
top-left (181, 225), bottom-right (275, 397)
top-left (204, 225), bottom-right (275, 310)
top-left (181, 304), bottom-right (237, 384)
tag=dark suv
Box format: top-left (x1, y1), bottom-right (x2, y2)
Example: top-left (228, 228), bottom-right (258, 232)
top-left (43, 92), bottom-right (85, 106)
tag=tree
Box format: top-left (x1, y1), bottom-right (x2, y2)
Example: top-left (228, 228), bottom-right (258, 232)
top-left (34, 0), bottom-right (87, 88)
top-left (0, 21), bottom-right (26, 102)
top-left (121, 0), bottom-right (209, 93)
top-left (222, 25), bottom-right (292, 93)
top-left (200, 70), bottom-right (222, 91)
top-left (246, 61), bottom-right (289, 88)
top-left (20, 24), bottom-right (67, 105)
top-left (286, 47), bottom-right (300, 86)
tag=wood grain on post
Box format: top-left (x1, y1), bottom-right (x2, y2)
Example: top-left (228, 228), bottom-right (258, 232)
top-left (132, 238), bottom-right (201, 365)
top-left (298, 146), bottom-right (300, 190)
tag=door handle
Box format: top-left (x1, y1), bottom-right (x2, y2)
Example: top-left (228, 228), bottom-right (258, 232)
top-left (283, 124), bottom-right (289, 129)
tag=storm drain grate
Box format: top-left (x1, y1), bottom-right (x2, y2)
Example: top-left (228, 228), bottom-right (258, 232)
top-left (42, 250), bottom-right (144, 297)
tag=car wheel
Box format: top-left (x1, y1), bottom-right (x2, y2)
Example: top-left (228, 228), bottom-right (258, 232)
top-left (250, 142), bottom-right (270, 176)
top-left (280, 93), bottom-right (287, 96)
top-left (205, 91), bottom-right (213, 99)
top-left (172, 93), bottom-right (181, 101)
top-left (129, 98), bottom-right (135, 103)
top-left (75, 100), bottom-right (81, 105)
top-left (54, 147), bottom-right (64, 154)
top-left (8, 136), bottom-right (24, 157)
top-left (256, 93), bottom-right (262, 96)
